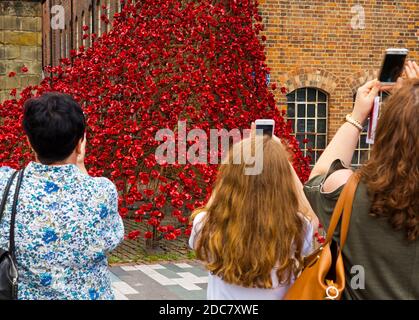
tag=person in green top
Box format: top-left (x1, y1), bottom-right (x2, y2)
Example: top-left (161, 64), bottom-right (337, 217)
top-left (304, 61), bottom-right (419, 300)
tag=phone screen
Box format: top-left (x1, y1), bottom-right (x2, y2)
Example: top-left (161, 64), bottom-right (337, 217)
top-left (379, 53), bottom-right (407, 83)
top-left (256, 125), bottom-right (274, 137)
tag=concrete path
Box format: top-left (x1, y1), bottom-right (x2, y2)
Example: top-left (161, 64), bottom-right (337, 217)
top-left (110, 261), bottom-right (208, 300)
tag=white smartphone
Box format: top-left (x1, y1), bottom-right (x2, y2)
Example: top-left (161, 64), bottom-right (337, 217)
top-left (255, 119), bottom-right (275, 137)
top-left (378, 48), bottom-right (409, 85)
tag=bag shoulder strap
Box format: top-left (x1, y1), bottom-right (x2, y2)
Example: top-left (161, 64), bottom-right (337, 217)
top-left (325, 172), bottom-right (360, 247)
top-left (10, 169), bottom-right (25, 257)
top-left (339, 173), bottom-right (360, 248)
top-left (0, 170), bottom-right (19, 224)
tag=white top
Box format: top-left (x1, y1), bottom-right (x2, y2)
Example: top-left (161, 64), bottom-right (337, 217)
top-left (189, 211), bottom-right (314, 300)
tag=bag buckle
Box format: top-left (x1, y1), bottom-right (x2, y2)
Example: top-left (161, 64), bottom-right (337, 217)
top-left (325, 285), bottom-right (339, 300)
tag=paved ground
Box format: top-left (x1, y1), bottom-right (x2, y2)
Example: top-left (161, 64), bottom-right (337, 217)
top-left (110, 261), bottom-right (208, 300)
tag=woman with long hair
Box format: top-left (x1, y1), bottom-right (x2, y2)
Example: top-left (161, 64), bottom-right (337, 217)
top-left (189, 134), bottom-right (318, 299)
top-left (304, 61), bottom-right (419, 299)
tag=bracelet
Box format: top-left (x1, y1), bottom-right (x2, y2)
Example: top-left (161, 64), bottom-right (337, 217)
top-left (345, 114), bottom-right (363, 131)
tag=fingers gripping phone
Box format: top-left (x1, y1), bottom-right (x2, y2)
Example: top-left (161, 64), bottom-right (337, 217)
top-left (378, 48), bottom-right (409, 85)
top-left (255, 119), bottom-right (275, 137)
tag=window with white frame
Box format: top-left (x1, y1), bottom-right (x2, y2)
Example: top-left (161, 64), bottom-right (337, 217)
top-left (97, 1), bottom-right (102, 37)
top-left (286, 88), bottom-right (328, 165)
top-left (75, 18), bottom-right (79, 49)
top-left (82, 12), bottom-right (87, 47)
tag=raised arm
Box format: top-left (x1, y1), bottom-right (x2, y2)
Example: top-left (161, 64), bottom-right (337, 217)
top-left (309, 79), bottom-right (380, 181)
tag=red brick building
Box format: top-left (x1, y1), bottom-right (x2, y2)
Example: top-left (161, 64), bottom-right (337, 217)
top-left (258, 0), bottom-right (418, 165)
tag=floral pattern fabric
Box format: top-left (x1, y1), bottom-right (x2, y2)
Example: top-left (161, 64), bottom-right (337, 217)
top-left (0, 162), bottom-right (124, 300)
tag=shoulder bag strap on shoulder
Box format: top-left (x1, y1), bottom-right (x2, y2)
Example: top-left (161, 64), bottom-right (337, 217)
top-left (9, 169), bottom-right (25, 258)
top-left (339, 173), bottom-right (360, 248)
top-left (0, 170), bottom-right (19, 224)
top-left (325, 172), bottom-right (360, 244)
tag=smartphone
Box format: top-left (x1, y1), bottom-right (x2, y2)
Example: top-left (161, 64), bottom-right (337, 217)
top-left (378, 48), bottom-right (409, 85)
top-left (255, 119), bottom-right (275, 137)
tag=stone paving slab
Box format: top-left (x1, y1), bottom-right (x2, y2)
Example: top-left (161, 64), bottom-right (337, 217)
top-left (110, 261), bottom-right (208, 300)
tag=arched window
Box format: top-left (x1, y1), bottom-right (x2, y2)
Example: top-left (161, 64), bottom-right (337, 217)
top-left (60, 29), bottom-right (67, 59)
top-left (286, 88), bottom-right (328, 165)
top-left (75, 17), bottom-right (79, 49)
top-left (88, 5), bottom-right (93, 47)
top-left (59, 30), bottom-right (63, 59)
top-left (351, 91), bottom-right (389, 167)
top-left (82, 11), bottom-right (86, 46)
top-left (97, 1), bottom-right (102, 37)
top-left (105, 0), bottom-right (111, 32)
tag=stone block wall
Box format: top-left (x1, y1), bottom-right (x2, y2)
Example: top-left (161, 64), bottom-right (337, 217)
top-left (0, 0), bottom-right (42, 102)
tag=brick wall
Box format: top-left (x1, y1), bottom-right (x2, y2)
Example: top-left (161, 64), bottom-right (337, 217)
top-left (258, 0), bottom-right (418, 140)
top-left (0, 0), bottom-right (43, 102)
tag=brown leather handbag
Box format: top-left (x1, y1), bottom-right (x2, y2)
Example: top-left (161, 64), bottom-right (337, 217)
top-left (284, 173), bottom-right (360, 300)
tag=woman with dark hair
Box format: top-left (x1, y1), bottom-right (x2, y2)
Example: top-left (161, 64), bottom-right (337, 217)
top-left (304, 61), bottom-right (419, 299)
top-left (0, 92), bottom-right (124, 300)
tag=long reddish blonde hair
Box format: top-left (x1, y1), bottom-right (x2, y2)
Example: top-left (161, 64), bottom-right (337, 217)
top-left (194, 136), bottom-right (308, 288)
top-left (360, 79), bottom-right (419, 241)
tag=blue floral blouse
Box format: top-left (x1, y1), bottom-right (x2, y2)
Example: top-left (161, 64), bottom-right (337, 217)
top-left (0, 162), bottom-right (124, 300)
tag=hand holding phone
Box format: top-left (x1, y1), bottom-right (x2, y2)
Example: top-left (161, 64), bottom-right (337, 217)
top-left (353, 79), bottom-right (380, 125)
top-left (405, 60), bottom-right (419, 79)
top-left (378, 48), bottom-right (409, 85)
top-left (255, 119), bottom-right (275, 137)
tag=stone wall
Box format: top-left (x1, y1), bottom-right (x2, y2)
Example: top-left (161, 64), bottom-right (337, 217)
top-left (0, 0), bottom-right (42, 102)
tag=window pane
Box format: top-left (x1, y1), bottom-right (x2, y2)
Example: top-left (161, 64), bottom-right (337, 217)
top-left (289, 119), bottom-right (295, 132)
top-left (352, 151), bottom-right (359, 165)
top-left (287, 91), bottom-right (295, 102)
top-left (317, 135), bottom-right (326, 149)
top-left (307, 119), bottom-right (315, 132)
top-left (297, 119), bottom-right (305, 133)
top-left (318, 119), bottom-right (327, 133)
top-left (296, 134), bottom-right (304, 146)
top-left (310, 153), bottom-right (316, 165)
top-left (308, 135), bottom-right (315, 148)
top-left (360, 134), bottom-right (369, 149)
top-left (297, 89), bottom-right (306, 102)
top-left (362, 118), bottom-right (370, 132)
top-left (318, 103), bottom-right (327, 117)
top-left (307, 88), bottom-right (317, 101)
top-left (318, 91), bottom-right (327, 102)
top-left (307, 104), bottom-right (315, 117)
top-left (287, 103), bottom-right (295, 118)
top-left (297, 104), bottom-right (306, 117)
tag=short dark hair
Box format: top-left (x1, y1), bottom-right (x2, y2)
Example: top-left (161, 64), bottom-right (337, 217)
top-left (23, 92), bottom-right (86, 165)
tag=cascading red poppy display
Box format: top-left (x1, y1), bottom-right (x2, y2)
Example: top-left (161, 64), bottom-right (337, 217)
top-left (0, 0), bottom-right (310, 242)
